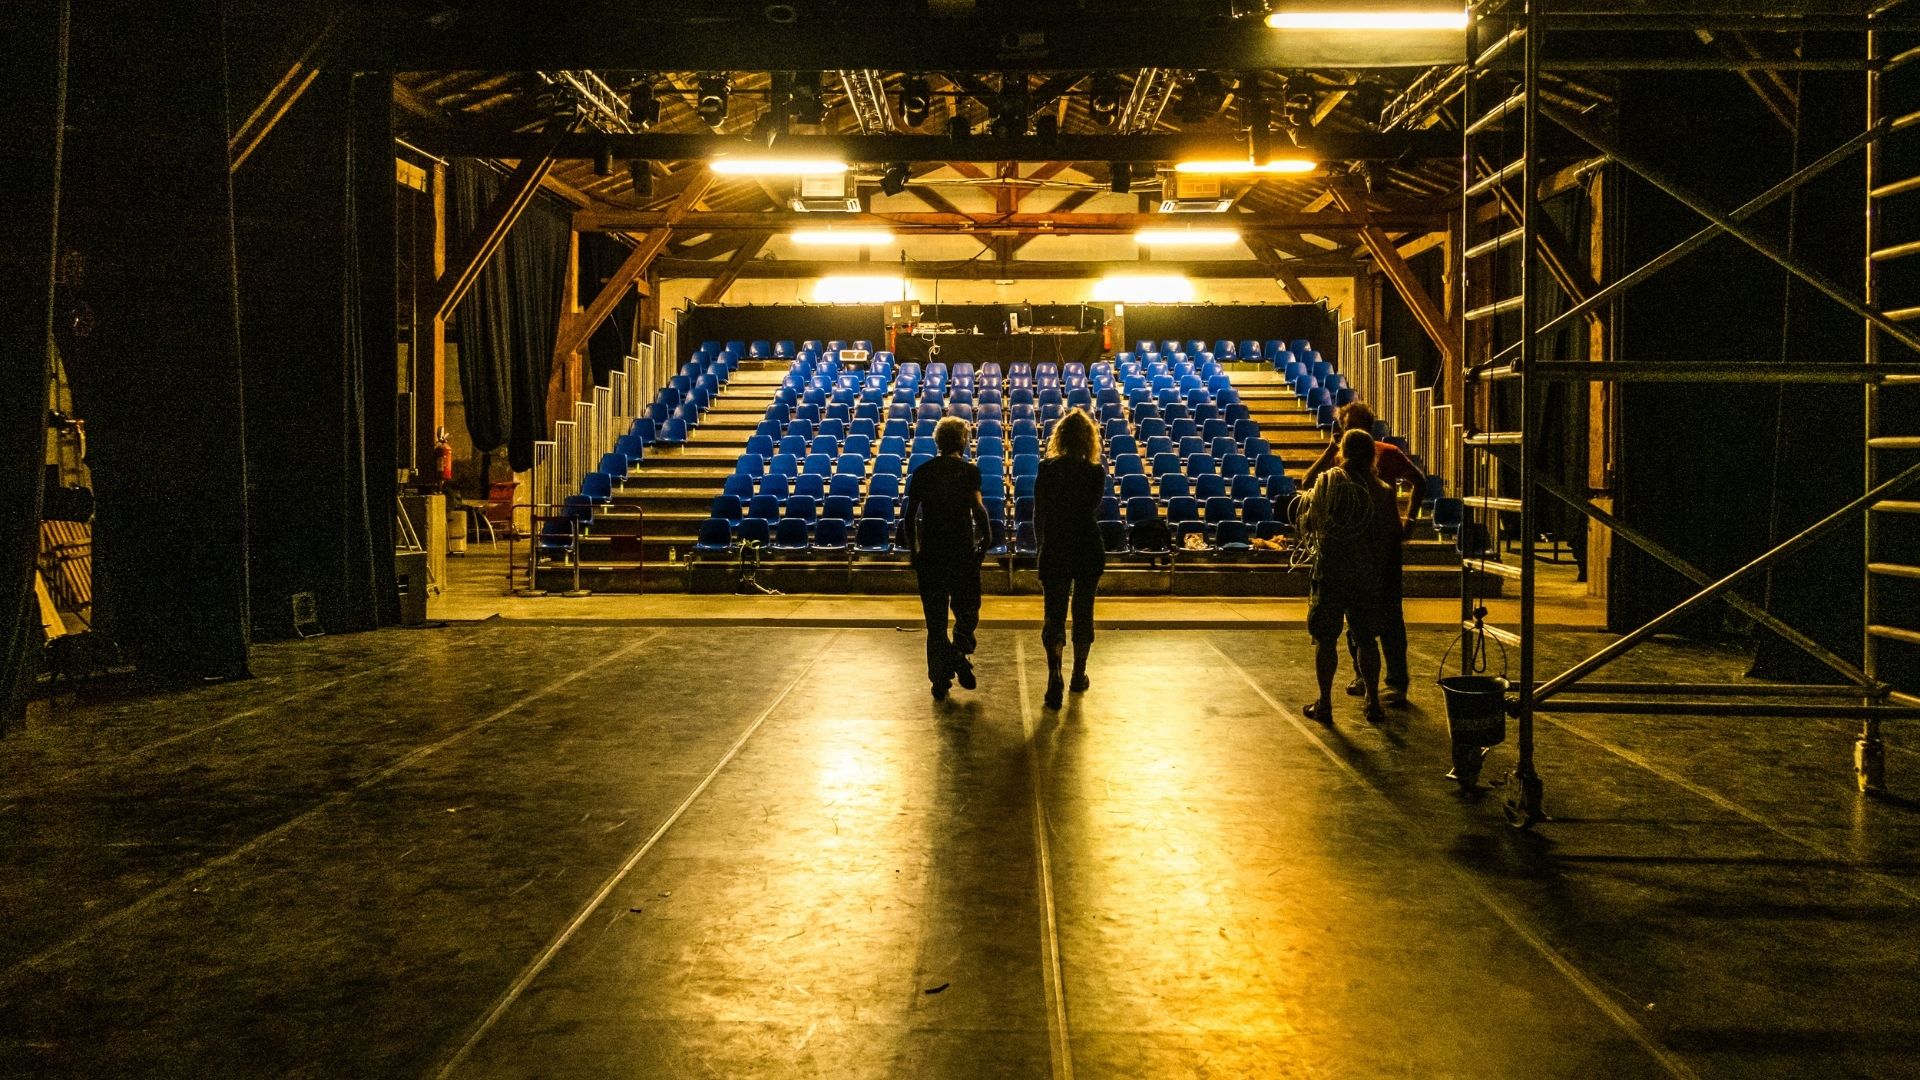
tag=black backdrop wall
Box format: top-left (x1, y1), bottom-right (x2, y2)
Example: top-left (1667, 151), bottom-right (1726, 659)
top-left (1612, 40), bottom-right (1869, 677)
top-left (0, 1), bottom-right (66, 727)
top-left (1121, 304), bottom-right (1335, 357)
top-left (678, 304), bottom-right (885, 353)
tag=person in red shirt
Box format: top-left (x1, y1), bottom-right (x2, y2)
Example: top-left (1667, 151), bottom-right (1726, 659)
top-left (1303, 401), bottom-right (1424, 705)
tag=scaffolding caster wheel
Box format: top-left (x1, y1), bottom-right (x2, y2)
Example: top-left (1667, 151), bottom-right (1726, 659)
top-left (1503, 770), bottom-right (1545, 829)
top-left (1856, 736), bottom-right (1886, 795)
top-left (1446, 741), bottom-right (1492, 789)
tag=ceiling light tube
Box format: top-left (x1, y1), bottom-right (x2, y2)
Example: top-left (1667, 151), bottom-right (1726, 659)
top-left (1173, 158), bottom-right (1318, 175)
top-left (1135, 229), bottom-right (1242, 246)
top-left (1264, 9), bottom-right (1468, 30)
top-left (788, 229), bottom-right (896, 245)
top-left (709, 157), bottom-right (850, 176)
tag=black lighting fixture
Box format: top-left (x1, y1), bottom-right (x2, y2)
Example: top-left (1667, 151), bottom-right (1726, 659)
top-left (880, 161), bottom-right (911, 196)
top-left (948, 112), bottom-right (974, 144)
top-left (627, 80), bottom-right (661, 127)
top-left (1033, 113), bottom-right (1058, 141)
top-left (899, 76), bottom-right (932, 128)
top-left (1244, 84), bottom-right (1272, 165)
top-left (991, 73), bottom-right (1029, 139)
top-left (1109, 161), bottom-right (1131, 194)
top-left (1088, 73), bottom-right (1121, 128)
top-left (593, 140), bottom-right (614, 177)
top-left (1180, 71), bottom-right (1227, 121)
top-left (627, 160), bottom-right (653, 197)
top-left (790, 71), bottom-right (826, 126)
top-left (696, 74), bottom-right (732, 127)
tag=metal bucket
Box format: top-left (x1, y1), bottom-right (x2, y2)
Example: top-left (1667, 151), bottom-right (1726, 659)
top-left (1439, 675), bottom-right (1508, 747)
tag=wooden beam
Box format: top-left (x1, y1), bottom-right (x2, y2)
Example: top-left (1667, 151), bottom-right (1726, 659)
top-left (1006, 188), bottom-right (1097, 254)
top-left (697, 232), bottom-right (772, 304)
top-left (572, 209), bottom-right (1447, 233)
top-left (1329, 186), bottom-right (1462, 371)
top-left (1244, 234), bottom-right (1317, 303)
top-left (230, 18), bottom-right (335, 173)
top-left (1395, 230), bottom-right (1447, 261)
top-left (553, 169), bottom-right (714, 359)
top-left (657, 257), bottom-right (1363, 280)
top-left (431, 125), bottom-right (567, 322)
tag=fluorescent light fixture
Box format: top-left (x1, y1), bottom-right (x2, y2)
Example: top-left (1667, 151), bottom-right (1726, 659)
top-left (812, 275), bottom-right (913, 303)
top-left (709, 158), bottom-right (850, 176)
top-left (788, 229), bottom-right (896, 245)
top-left (1134, 228), bottom-right (1243, 246)
top-left (1091, 275), bottom-right (1195, 303)
top-left (1173, 158), bottom-right (1318, 175)
top-left (1265, 8), bottom-right (1468, 30)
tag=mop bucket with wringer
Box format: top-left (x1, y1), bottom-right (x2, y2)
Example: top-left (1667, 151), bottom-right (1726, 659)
top-left (1437, 622), bottom-right (1510, 786)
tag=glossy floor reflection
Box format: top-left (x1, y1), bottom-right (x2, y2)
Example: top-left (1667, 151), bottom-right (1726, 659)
top-left (3, 625), bottom-right (1917, 1078)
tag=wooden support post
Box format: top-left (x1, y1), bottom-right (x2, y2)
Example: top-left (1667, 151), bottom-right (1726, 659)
top-left (1330, 186), bottom-right (1463, 373)
top-left (697, 232), bottom-right (772, 304)
top-left (1586, 167), bottom-right (1614, 599)
top-left (1244, 233), bottom-right (1317, 303)
top-left (547, 229), bottom-right (583, 429)
top-left (431, 124), bottom-right (567, 323)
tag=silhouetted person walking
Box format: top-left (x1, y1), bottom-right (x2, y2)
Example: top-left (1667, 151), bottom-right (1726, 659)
top-left (1034, 408), bottom-right (1106, 709)
top-left (903, 417), bottom-right (992, 700)
top-left (1299, 429), bottom-right (1403, 724)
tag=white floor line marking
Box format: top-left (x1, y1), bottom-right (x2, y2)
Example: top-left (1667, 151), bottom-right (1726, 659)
top-left (0, 630), bottom-right (663, 997)
top-left (1206, 638), bottom-right (1702, 1080)
top-left (433, 631), bottom-right (842, 1080)
top-left (1538, 714), bottom-right (1920, 906)
top-left (1015, 637), bottom-right (1074, 1080)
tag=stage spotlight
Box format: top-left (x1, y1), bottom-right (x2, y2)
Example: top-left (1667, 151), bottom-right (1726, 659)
top-left (627, 80), bottom-right (661, 127)
top-left (900, 76), bottom-right (932, 128)
top-left (1089, 73), bottom-right (1121, 128)
top-left (1109, 161), bottom-right (1132, 194)
top-left (627, 160), bottom-right (653, 197)
top-left (593, 141), bottom-right (614, 177)
top-left (1033, 113), bottom-right (1058, 141)
top-left (948, 113), bottom-right (974, 143)
top-left (790, 72), bottom-right (826, 126)
top-left (696, 74), bottom-right (732, 127)
top-left (880, 161), bottom-right (911, 196)
top-left (1180, 71), bottom-right (1227, 120)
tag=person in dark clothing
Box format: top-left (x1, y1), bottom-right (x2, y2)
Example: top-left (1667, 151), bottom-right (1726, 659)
top-left (1302, 401), bottom-right (1423, 705)
top-left (1034, 408), bottom-right (1106, 709)
top-left (902, 416), bottom-right (992, 700)
top-left (1299, 429), bottom-right (1402, 724)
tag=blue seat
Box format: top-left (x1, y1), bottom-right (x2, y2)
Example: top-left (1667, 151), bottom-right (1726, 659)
top-left (1014, 495), bottom-right (1035, 523)
top-left (767, 453), bottom-right (798, 478)
top-left (1215, 520), bottom-right (1252, 551)
top-left (723, 473), bottom-right (755, 500)
top-left (1168, 496), bottom-right (1200, 525)
top-left (822, 494), bottom-right (856, 524)
top-left (736, 453), bottom-right (765, 477)
top-left (744, 434), bottom-right (775, 459)
top-left (597, 453), bottom-right (629, 480)
top-left (770, 517), bottom-right (811, 550)
top-left (779, 434), bottom-right (808, 458)
top-left (870, 472), bottom-right (901, 501)
top-left (759, 473), bottom-right (790, 499)
top-left (1012, 453), bottom-right (1040, 477)
top-left (1195, 473), bottom-right (1228, 500)
top-left (843, 435), bottom-right (872, 460)
top-left (1220, 453), bottom-right (1249, 478)
top-left (1185, 454), bottom-right (1216, 479)
top-left (830, 473), bottom-right (862, 500)
top-left (1125, 495), bottom-right (1159, 524)
top-left (1204, 495), bottom-right (1237, 527)
top-left (1014, 474), bottom-right (1037, 500)
top-left (803, 453), bottom-right (833, 478)
top-left (1158, 473), bottom-right (1190, 501)
top-left (1113, 453), bottom-right (1144, 477)
top-left (694, 517), bottom-right (734, 554)
top-left (614, 435), bottom-right (647, 466)
top-left (746, 493), bottom-right (781, 522)
top-left (629, 418), bottom-right (657, 444)
top-left (1150, 453), bottom-right (1182, 479)
top-left (785, 494), bottom-right (818, 521)
top-left (835, 453), bottom-right (865, 477)
top-left (580, 472), bottom-right (613, 504)
top-left (793, 474), bottom-right (825, 500)
top-left (1241, 496), bottom-right (1274, 525)
top-left (1423, 474), bottom-right (1447, 508)
top-left (813, 518), bottom-right (850, 553)
top-left (861, 495), bottom-right (895, 521)
top-left (854, 516), bottom-right (893, 554)
top-left (1012, 434), bottom-right (1040, 457)
top-left (1014, 520), bottom-right (1038, 555)
top-left (656, 419), bottom-right (688, 445)
top-left (906, 453), bottom-right (931, 474)
top-left (1099, 495), bottom-right (1121, 521)
top-left (1119, 474), bottom-right (1152, 500)
top-left (1432, 497), bottom-right (1465, 541)
top-left (1267, 473), bottom-right (1299, 500)
top-left (1109, 435), bottom-right (1138, 458)
top-left (913, 436), bottom-right (939, 458)
top-left (710, 494), bottom-right (744, 522)
top-left (1230, 474), bottom-right (1263, 502)
top-left (1101, 519), bottom-right (1130, 553)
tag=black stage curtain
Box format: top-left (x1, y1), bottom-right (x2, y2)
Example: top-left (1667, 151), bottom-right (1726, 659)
top-left (232, 70), bottom-right (398, 639)
top-left (679, 304), bottom-right (885, 354)
top-left (61, 1), bottom-right (252, 683)
top-left (580, 234), bottom-right (639, 388)
top-left (892, 332), bottom-right (1103, 367)
top-left (0, 1), bottom-right (67, 728)
top-left (451, 160), bottom-right (568, 473)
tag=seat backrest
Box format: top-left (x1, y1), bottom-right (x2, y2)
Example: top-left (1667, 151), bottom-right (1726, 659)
top-left (1221, 454), bottom-right (1249, 478)
top-left (711, 494), bottom-right (744, 520)
top-left (1152, 453), bottom-right (1183, 478)
top-left (1205, 495), bottom-right (1235, 522)
top-left (759, 473), bottom-right (790, 498)
top-left (747, 493), bottom-right (781, 520)
top-left (698, 517), bottom-right (733, 546)
top-left (1168, 496), bottom-right (1199, 522)
top-left (773, 518), bottom-right (809, 545)
top-left (793, 474), bottom-right (825, 499)
top-left (785, 494), bottom-right (817, 519)
top-left (830, 474), bottom-right (862, 499)
top-left (870, 472), bottom-right (901, 499)
top-left (735, 453), bottom-right (764, 477)
top-left (1231, 475), bottom-right (1262, 501)
top-left (1242, 495), bottom-right (1273, 523)
top-left (1197, 474), bottom-right (1227, 500)
top-left (824, 495), bottom-right (855, 522)
top-left (1120, 474), bottom-right (1151, 499)
top-left (855, 516), bottom-right (890, 548)
top-left (723, 474), bottom-right (754, 500)
top-left (804, 454), bottom-right (833, 477)
top-left (1215, 521), bottom-right (1250, 547)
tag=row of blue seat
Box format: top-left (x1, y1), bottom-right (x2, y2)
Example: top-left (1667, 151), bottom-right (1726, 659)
top-left (691, 510), bottom-right (1286, 560)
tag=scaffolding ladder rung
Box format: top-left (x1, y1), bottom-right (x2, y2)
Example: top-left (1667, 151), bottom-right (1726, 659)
top-left (1869, 624), bottom-right (1920, 646)
top-left (1869, 173), bottom-right (1920, 200)
top-left (1871, 239), bottom-right (1920, 262)
top-left (1464, 227), bottom-right (1524, 261)
top-left (1466, 295), bottom-right (1526, 321)
top-left (1470, 363), bottom-right (1521, 382)
top-left (1885, 373), bottom-right (1920, 385)
top-left (1462, 619), bottom-right (1521, 647)
top-left (1466, 558), bottom-right (1525, 579)
top-left (1465, 431), bottom-right (1524, 445)
top-left (1873, 500), bottom-right (1920, 513)
top-left (1878, 305), bottom-right (1920, 322)
top-left (1887, 44), bottom-right (1920, 73)
top-left (1466, 495), bottom-right (1526, 512)
top-left (1474, 26), bottom-right (1525, 69)
top-left (1465, 93), bottom-right (1525, 136)
top-left (1869, 435), bottom-right (1920, 449)
top-left (1894, 107), bottom-right (1920, 133)
top-left (1871, 561), bottom-right (1920, 580)
top-left (1466, 158), bottom-right (1525, 199)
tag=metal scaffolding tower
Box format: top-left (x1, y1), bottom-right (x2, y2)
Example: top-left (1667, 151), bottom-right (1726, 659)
top-left (1458, 1), bottom-right (1920, 827)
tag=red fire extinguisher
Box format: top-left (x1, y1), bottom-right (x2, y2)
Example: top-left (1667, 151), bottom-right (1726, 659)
top-left (433, 428), bottom-right (454, 486)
